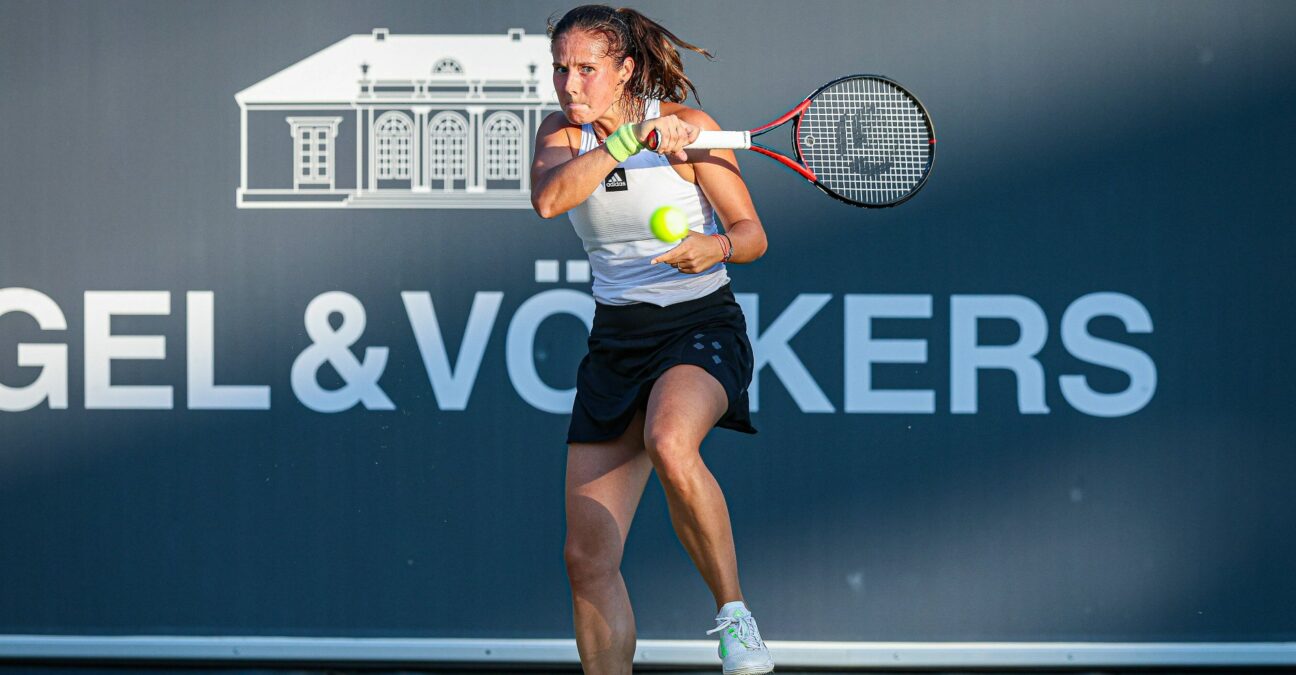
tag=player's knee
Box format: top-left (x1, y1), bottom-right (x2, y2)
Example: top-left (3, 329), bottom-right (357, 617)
top-left (563, 536), bottom-right (621, 586)
top-left (644, 429), bottom-right (701, 488)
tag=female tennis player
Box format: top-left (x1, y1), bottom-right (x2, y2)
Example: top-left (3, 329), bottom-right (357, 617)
top-left (531, 5), bottom-right (774, 675)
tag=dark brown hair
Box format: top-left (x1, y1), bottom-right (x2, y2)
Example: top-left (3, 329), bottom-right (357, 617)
top-left (548, 5), bottom-right (713, 117)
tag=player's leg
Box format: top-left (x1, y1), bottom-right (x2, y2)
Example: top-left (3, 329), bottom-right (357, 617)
top-left (564, 408), bottom-right (653, 675)
top-left (642, 364), bottom-right (743, 610)
top-left (645, 364), bottom-right (774, 673)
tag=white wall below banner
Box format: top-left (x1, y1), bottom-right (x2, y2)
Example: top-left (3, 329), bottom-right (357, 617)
top-left (1, 635), bottom-right (1294, 669)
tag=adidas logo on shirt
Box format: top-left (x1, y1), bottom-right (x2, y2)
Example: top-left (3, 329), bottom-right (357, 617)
top-left (603, 167), bottom-right (628, 192)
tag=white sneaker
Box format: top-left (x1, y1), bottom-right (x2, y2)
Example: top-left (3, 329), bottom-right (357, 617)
top-left (706, 601), bottom-right (774, 675)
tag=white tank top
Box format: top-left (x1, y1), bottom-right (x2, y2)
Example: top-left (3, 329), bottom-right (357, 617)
top-left (567, 99), bottom-right (729, 306)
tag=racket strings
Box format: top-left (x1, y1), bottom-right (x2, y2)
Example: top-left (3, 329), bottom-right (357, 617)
top-left (798, 77), bottom-right (932, 206)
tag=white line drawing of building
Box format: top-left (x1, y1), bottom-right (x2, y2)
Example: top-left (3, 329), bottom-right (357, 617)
top-left (235, 27), bottom-right (559, 209)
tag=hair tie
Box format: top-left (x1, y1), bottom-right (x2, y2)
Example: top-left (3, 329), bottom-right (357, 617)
top-left (711, 233), bottom-right (732, 262)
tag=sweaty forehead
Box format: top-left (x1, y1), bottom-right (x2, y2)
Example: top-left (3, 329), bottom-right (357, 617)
top-left (551, 30), bottom-right (616, 64)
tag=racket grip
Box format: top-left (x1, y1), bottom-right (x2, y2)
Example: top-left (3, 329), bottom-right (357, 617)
top-left (688, 131), bottom-right (751, 149)
top-left (646, 129), bottom-right (751, 151)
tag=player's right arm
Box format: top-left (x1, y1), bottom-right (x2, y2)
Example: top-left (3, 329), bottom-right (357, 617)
top-left (530, 112), bottom-right (620, 219)
top-left (529, 111), bottom-right (698, 219)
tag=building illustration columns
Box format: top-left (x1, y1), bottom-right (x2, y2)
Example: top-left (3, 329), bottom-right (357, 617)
top-left (354, 106), bottom-right (363, 195)
top-left (467, 106), bottom-right (485, 193)
top-left (412, 106), bottom-right (431, 192)
top-left (521, 106), bottom-right (533, 191)
top-left (367, 107), bottom-right (376, 191)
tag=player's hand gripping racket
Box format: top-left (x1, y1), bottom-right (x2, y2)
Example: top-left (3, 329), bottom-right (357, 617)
top-left (646, 74), bottom-right (936, 208)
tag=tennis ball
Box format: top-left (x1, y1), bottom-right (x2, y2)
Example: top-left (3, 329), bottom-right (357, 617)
top-left (649, 206), bottom-right (689, 242)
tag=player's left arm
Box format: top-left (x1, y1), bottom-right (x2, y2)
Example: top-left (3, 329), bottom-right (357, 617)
top-left (688, 109), bottom-right (767, 263)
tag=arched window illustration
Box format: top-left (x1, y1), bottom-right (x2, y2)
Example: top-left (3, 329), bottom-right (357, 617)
top-left (427, 112), bottom-right (468, 187)
top-left (483, 112), bottom-right (523, 181)
top-left (432, 58), bottom-right (463, 74)
top-left (374, 111), bottom-right (413, 180)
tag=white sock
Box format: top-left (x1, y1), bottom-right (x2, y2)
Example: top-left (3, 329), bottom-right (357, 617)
top-left (718, 600), bottom-right (748, 617)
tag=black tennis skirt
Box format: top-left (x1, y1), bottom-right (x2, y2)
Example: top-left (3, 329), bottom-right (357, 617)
top-left (567, 282), bottom-right (757, 444)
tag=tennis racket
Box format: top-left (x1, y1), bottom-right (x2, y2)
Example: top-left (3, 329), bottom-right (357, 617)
top-left (646, 74), bottom-right (936, 208)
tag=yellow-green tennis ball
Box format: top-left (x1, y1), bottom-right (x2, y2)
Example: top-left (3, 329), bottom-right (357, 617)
top-left (650, 206), bottom-right (689, 242)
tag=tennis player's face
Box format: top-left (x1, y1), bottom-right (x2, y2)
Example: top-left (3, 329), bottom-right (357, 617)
top-left (552, 30), bottom-right (631, 124)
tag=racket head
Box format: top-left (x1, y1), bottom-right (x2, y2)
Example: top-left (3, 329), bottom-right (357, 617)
top-left (789, 74), bottom-right (936, 208)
